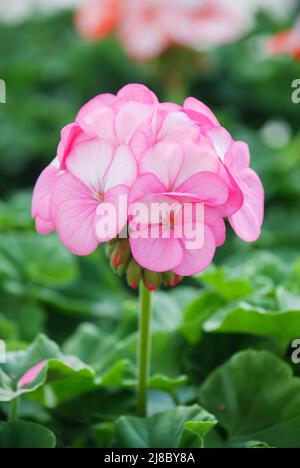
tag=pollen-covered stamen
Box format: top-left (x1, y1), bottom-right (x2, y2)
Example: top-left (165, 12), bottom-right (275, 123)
top-left (95, 191), bottom-right (104, 203)
top-left (169, 211), bottom-right (175, 228)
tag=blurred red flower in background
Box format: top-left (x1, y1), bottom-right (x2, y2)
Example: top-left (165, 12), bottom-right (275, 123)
top-left (269, 16), bottom-right (300, 61)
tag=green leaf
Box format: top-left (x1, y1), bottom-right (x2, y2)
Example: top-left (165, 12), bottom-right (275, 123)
top-left (152, 292), bottom-right (183, 332)
top-left (0, 233), bottom-right (78, 287)
top-left (203, 289), bottom-right (300, 341)
top-left (199, 350), bottom-right (300, 448)
top-left (196, 266), bottom-right (252, 300)
top-left (0, 296), bottom-right (45, 341)
top-left (0, 334), bottom-right (94, 403)
top-left (113, 405), bottom-right (217, 448)
top-left (180, 290), bottom-right (224, 344)
top-left (65, 321), bottom-right (185, 379)
top-left (149, 375), bottom-right (188, 393)
top-left (0, 191), bottom-right (33, 231)
top-left (0, 421), bottom-right (56, 448)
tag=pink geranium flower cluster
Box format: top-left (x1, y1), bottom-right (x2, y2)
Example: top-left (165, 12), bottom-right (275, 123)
top-left (32, 84), bottom-right (264, 277)
top-left (75, 0), bottom-right (246, 61)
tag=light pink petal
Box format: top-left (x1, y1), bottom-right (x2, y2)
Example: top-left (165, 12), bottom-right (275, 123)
top-left (140, 142), bottom-right (184, 190)
top-left (184, 97), bottom-right (220, 127)
top-left (76, 96), bottom-right (116, 144)
top-left (32, 160), bottom-right (59, 221)
top-left (129, 173), bottom-right (166, 205)
top-left (130, 131), bottom-right (151, 162)
top-left (66, 138), bottom-right (113, 193)
top-left (95, 185), bottom-right (130, 242)
top-left (229, 169), bottom-right (264, 242)
top-left (57, 123), bottom-right (84, 167)
top-left (35, 217), bottom-right (54, 235)
top-left (117, 84), bottom-right (158, 104)
top-left (115, 101), bottom-right (154, 145)
top-left (50, 172), bottom-right (99, 256)
top-left (174, 225), bottom-right (216, 276)
top-left (104, 145), bottom-right (137, 191)
top-left (174, 142), bottom-right (220, 188)
top-left (217, 165), bottom-right (244, 217)
top-left (206, 127), bottom-right (232, 162)
top-left (176, 172), bottom-right (229, 206)
top-left (224, 141), bottom-right (251, 172)
top-left (130, 234), bottom-right (184, 273)
top-left (157, 111), bottom-right (199, 143)
top-left (205, 207), bottom-right (226, 247)
top-left (17, 361), bottom-right (48, 389)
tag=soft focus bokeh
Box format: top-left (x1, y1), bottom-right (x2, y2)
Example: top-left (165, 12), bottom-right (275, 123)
top-left (1, 0), bottom-right (300, 449)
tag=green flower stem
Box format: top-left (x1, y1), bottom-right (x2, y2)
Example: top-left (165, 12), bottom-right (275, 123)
top-left (165, 72), bottom-right (187, 105)
top-left (9, 398), bottom-right (19, 422)
top-left (137, 282), bottom-right (152, 418)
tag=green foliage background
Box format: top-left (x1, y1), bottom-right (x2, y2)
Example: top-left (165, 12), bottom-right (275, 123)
top-left (0, 9), bottom-right (300, 448)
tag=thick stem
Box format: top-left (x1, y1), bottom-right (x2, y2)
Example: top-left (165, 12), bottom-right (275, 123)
top-left (137, 282), bottom-right (152, 418)
top-left (9, 398), bottom-right (19, 422)
top-left (165, 72), bottom-right (187, 105)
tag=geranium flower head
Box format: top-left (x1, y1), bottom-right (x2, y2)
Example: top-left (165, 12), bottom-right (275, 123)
top-left (32, 84), bottom-right (264, 287)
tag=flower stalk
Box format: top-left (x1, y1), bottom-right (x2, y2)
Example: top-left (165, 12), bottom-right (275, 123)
top-left (137, 281), bottom-right (152, 417)
top-left (9, 398), bottom-right (19, 422)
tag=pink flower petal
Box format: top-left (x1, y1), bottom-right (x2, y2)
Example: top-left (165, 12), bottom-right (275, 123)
top-left (205, 207), bottom-right (226, 247)
top-left (95, 184), bottom-right (130, 241)
top-left (224, 141), bottom-right (251, 172)
top-left (173, 142), bottom-right (220, 188)
top-left (130, 234), bottom-right (184, 273)
top-left (17, 361), bottom-right (48, 389)
top-left (184, 97), bottom-right (220, 127)
top-left (103, 145), bottom-right (138, 191)
top-left (206, 126), bottom-right (232, 161)
top-left (76, 96), bottom-right (116, 144)
top-left (129, 173), bottom-right (166, 205)
top-left (174, 225), bottom-right (216, 276)
top-left (176, 172), bottom-right (229, 206)
top-left (32, 159), bottom-right (59, 223)
top-left (140, 142), bottom-right (184, 190)
top-left (57, 123), bottom-right (84, 167)
top-left (229, 168), bottom-right (264, 242)
top-left (35, 217), bottom-right (54, 235)
top-left (117, 83), bottom-right (159, 104)
top-left (50, 172), bottom-right (99, 256)
top-left (66, 138), bottom-right (113, 193)
top-left (157, 111), bottom-right (199, 143)
top-left (115, 101), bottom-right (154, 145)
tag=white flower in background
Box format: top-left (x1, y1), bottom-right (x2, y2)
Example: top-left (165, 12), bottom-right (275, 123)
top-left (0, 0), bottom-right (83, 23)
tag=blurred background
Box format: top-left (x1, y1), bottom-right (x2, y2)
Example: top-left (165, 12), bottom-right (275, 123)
top-left (0, 0), bottom-right (300, 449)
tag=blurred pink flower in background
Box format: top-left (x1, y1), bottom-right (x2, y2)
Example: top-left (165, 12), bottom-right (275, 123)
top-left (75, 0), bottom-right (245, 60)
top-left (269, 16), bottom-right (300, 61)
top-left (75, 0), bottom-right (297, 60)
top-left (32, 84), bottom-right (264, 277)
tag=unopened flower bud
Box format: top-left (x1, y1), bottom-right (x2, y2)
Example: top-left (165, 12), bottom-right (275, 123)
top-left (105, 239), bottom-right (118, 259)
top-left (112, 240), bottom-right (131, 268)
top-left (126, 259), bottom-right (142, 289)
top-left (162, 271), bottom-right (176, 287)
top-left (173, 274), bottom-right (183, 286)
top-left (143, 270), bottom-right (162, 291)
